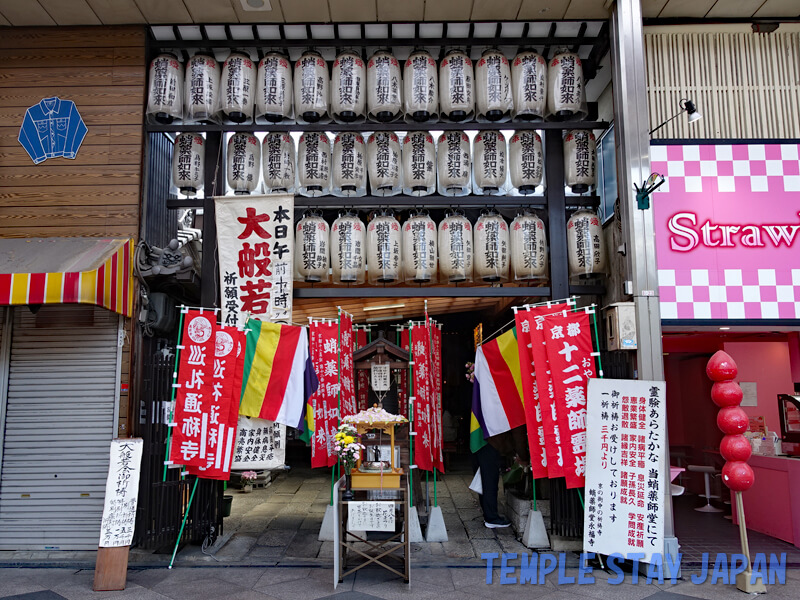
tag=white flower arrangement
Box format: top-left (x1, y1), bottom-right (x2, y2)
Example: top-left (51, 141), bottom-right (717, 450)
top-left (342, 406), bottom-right (408, 425)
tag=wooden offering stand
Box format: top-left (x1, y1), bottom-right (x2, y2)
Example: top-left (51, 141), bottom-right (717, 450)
top-left (351, 420), bottom-right (404, 490)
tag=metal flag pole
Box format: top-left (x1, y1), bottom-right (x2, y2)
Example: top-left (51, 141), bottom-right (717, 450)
top-left (407, 319), bottom-right (415, 508)
top-left (168, 477), bottom-right (199, 569)
top-left (163, 306), bottom-right (187, 481)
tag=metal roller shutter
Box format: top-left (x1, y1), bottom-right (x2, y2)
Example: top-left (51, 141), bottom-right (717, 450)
top-left (0, 305), bottom-right (122, 550)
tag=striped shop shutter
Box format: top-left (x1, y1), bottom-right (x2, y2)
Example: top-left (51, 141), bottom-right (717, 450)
top-left (0, 305), bottom-right (122, 550)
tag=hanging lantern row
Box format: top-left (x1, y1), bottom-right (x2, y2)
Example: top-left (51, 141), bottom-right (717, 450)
top-left (294, 208), bottom-right (606, 286)
top-left (147, 48), bottom-right (587, 126)
top-left (170, 129), bottom-right (595, 197)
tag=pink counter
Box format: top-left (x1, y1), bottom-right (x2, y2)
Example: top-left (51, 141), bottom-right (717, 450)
top-left (732, 454), bottom-right (800, 547)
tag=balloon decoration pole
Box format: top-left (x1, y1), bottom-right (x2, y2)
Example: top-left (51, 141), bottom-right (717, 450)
top-left (706, 351), bottom-right (766, 595)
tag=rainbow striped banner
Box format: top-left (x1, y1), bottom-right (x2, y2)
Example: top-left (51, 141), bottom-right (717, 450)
top-left (0, 238), bottom-right (133, 317)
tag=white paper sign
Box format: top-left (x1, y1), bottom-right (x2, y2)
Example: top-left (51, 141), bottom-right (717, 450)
top-left (584, 379), bottom-right (666, 563)
top-left (215, 194), bottom-right (294, 327)
top-left (347, 501), bottom-right (395, 532)
top-left (371, 363), bottom-right (391, 391)
top-left (740, 382), bottom-right (758, 407)
top-left (99, 438), bottom-right (144, 547)
top-left (231, 416), bottom-right (286, 470)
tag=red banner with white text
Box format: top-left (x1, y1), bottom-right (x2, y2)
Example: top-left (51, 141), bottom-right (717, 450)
top-left (431, 324), bottom-right (444, 472)
top-left (411, 325), bottom-right (434, 472)
top-left (514, 310), bottom-right (548, 479)
top-left (339, 313), bottom-right (357, 418)
top-left (309, 321), bottom-right (340, 468)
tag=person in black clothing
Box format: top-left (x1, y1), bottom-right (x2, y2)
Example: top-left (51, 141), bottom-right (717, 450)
top-left (473, 427), bottom-right (529, 528)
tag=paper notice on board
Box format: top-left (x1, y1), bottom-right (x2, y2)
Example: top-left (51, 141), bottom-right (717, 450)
top-left (99, 439), bottom-right (143, 548)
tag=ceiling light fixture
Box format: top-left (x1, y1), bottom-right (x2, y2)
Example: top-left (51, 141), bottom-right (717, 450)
top-left (366, 314), bottom-right (404, 323)
top-left (363, 303), bottom-right (406, 312)
top-left (649, 98), bottom-right (702, 135)
top-left (241, 0), bottom-right (272, 11)
top-left (719, 327), bottom-right (731, 330)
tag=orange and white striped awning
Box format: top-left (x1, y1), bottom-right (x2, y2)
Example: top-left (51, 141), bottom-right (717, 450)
top-left (0, 238), bottom-right (134, 317)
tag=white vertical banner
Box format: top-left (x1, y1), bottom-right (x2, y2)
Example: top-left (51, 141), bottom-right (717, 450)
top-left (99, 438), bottom-right (144, 548)
top-left (215, 194), bottom-right (294, 327)
top-left (584, 379), bottom-right (667, 563)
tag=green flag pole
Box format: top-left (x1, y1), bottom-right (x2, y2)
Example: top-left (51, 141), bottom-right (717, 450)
top-left (168, 477), bottom-right (199, 569)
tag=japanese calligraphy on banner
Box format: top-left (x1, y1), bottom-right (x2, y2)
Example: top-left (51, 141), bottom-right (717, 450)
top-left (309, 321), bottom-right (340, 468)
top-left (584, 379), bottom-right (666, 563)
top-left (357, 369), bottom-right (370, 412)
top-left (431, 324), bottom-right (444, 472)
top-left (347, 501), bottom-right (396, 532)
top-left (411, 325), bottom-right (433, 472)
top-left (340, 313), bottom-right (357, 418)
top-left (397, 368), bottom-right (409, 418)
top-left (215, 194), bottom-right (294, 327)
top-left (231, 416), bottom-right (286, 470)
top-left (514, 309), bottom-right (548, 480)
top-left (542, 311), bottom-right (595, 489)
top-left (99, 438), bottom-right (143, 547)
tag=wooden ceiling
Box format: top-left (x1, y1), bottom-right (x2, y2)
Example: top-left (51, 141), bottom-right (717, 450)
top-left (0, 0), bottom-right (797, 26)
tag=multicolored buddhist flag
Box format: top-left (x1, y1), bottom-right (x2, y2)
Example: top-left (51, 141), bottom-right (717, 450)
top-left (239, 318), bottom-right (318, 430)
top-left (472, 328), bottom-right (526, 438)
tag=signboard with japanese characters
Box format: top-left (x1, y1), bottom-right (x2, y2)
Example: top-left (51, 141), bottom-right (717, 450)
top-left (584, 378), bottom-right (667, 563)
top-left (231, 416), bottom-right (286, 470)
top-left (347, 501), bottom-right (395, 532)
top-left (99, 439), bottom-right (143, 547)
top-left (371, 363), bottom-right (391, 391)
top-left (215, 194), bottom-right (294, 327)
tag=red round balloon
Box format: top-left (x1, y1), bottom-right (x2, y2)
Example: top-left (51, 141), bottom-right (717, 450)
top-left (711, 381), bottom-right (743, 407)
top-left (706, 350), bottom-right (738, 381)
top-left (716, 406), bottom-right (749, 434)
top-left (722, 461), bottom-right (755, 492)
top-left (720, 434), bottom-right (752, 462)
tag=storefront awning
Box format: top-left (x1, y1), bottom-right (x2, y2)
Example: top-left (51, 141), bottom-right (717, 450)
top-left (0, 238), bottom-right (134, 317)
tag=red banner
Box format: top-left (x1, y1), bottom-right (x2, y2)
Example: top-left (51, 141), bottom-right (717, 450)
top-left (397, 368), bottom-right (409, 417)
top-left (514, 310), bottom-right (548, 479)
top-left (400, 327), bottom-right (410, 353)
top-left (542, 311), bottom-right (595, 489)
top-left (529, 303), bottom-right (570, 479)
top-left (357, 369), bottom-right (370, 412)
top-left (431, 324), bottom-right (444, 472)
top-left (340, 314), bottom-right (357, 418)
top-left (411, 325), bottom-right (433, 472)
top-left (355, 328), bottom-right (367, 350)
top-left (309, 321), bottom-right (339, 468)
top-left (186, 325), bottom-right (244, 479)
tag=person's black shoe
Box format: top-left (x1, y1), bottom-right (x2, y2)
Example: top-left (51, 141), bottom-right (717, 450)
top-left (484, 517), bottom-right (511, 529)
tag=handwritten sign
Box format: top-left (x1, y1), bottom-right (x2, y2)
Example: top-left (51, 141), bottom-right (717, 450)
top-left (231, 416), bottom-right (286, 470)
top-left (584, 379), bottom-right (666, 563)
top-left (371, 363), bottom-right (391, 391)
top-left (99, 439), bottom-right (143, 548)
top-left (347, 501), bottom-right (395, 532)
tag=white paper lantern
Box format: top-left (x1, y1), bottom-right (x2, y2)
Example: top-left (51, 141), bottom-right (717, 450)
top-left (295, 213), bottom-right (330, 283)
top-left (367, 50), bottom-right (402, 123)
top-left (402, 212), bottom-right (438, 284)
top-left (256, 52), bottom-right (293, 123)
top-left (172, 133), bottom-right (204, 196)
top-left (331, 50), bottom-right (366, 123)
top-left (226, 133), bottom-right (260, 194)
top-left (332, 212), bottom-right (366, 285)
top-left (402, 132), bottom-right (436, 196)
top-left (367, 132), bottom-right (402, 196)
top-left (511, 50), bottom-right (547, 121)
top-left (147, 53), bottom-right (183, 124)
top-left (332, 132), bottom-right (367, 197)
top-left (298, 132), bottom-right (331, 197)
top-left (564, 130), bottom-right (597, 194)
top-left (184, 53), bottom-right (219, 123)
top-left (262, 132), bottom-right (296, 194)
top-left (509, 131), bottom-right (544, 194)
top-left (510, 211), bottom-right (548, 282)
top-left (221, 52), bottom-right (256, 124)
top-left (439, 50), bottom-right (474, 122)
top-left (438, 211), bottom-right (473, 283)
top-left (404, 50), bottom-right (438, 123)
top-left (474, 211), bottom-right (509, 283)
top-left (367, 213), bottom-right (402, 284)
top-left (567, 209), bottom-right (607, 279)
top-left (294, 50), bottom-right (329, 124)
top-left (437, 131), bottom-right (471, 196)
top-left (547, 51), bottom-right (587, 121)
top-left (475, 48), bottom-right (513, 122)
top-left (473, 130), bottom-right (507, 195)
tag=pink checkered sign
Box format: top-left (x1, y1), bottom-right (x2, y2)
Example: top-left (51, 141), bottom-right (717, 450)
top-left (651, 142), bottom-right (800, 320)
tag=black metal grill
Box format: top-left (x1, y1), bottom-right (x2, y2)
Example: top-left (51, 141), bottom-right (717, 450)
top-left (548, 477), bottom-right (584, 538)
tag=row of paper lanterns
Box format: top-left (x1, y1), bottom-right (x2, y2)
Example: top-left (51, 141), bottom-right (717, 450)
top-left (295, 208), bottom-right (606, 285)
top-left (148, 47), bottom-right (587, 126)
top-left (172, 129), bottom-right (596, 197)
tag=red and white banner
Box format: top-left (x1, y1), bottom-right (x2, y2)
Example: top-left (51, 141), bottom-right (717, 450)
top-left (542, 311), bottom-right (595, 489)
top-left (411, 325), bottom-right (434, 472)
top-left (215, 194), bottom-right (294, 327)
top-left (170, 311), bottom-right (239, 478)
top-left (514, 309), bottom-right (548, 479)
top-left (309, 321), bottom-right (340, 468)
top-left (339, 313), bottom-right (357, 418)
top-left (431, 323), bottom-right (444, 472)
top-left (397, 368), bottom-right (409, 418)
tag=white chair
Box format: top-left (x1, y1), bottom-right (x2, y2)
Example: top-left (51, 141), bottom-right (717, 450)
top-left (687, 465), bottom-right (723, 512)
